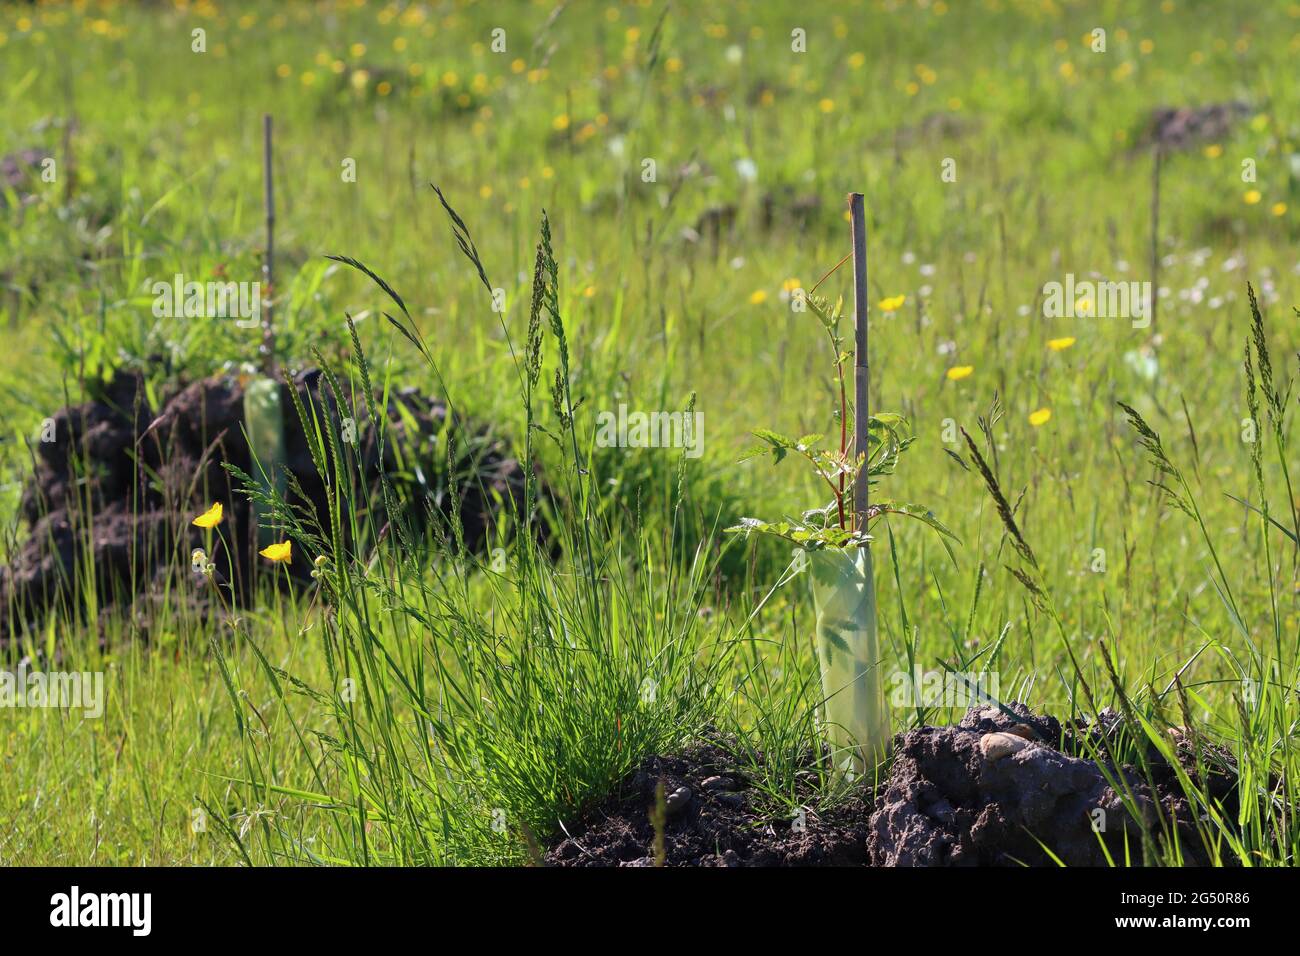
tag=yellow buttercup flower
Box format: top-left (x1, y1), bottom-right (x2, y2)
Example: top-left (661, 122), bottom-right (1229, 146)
top-left (947, 365), bottom-right (974, 381)
top-left (192, 503), bottom-right (224, 528)
top-left (878, 294), bottom-right (906, 312)
top-left (749, 290), bottom-right (768, 305)
top-left (260, 541), bottom-right (293, 563)
top-left (1244, 190), bottom-right (1261, 205)
top-left (1029, 408), bottom-right (1052, 427)
top-left (1047, 336), bottom-right (1076, 351)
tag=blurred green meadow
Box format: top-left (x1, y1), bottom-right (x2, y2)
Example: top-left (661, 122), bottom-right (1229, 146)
top-left (2, 0), bottom-right (1300, 865)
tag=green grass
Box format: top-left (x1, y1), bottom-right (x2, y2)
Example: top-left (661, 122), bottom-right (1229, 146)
top-left (2, 0), bottom-right (1300, 866)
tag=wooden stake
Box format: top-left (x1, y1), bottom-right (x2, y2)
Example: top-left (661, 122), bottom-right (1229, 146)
top-left (1149, 144), bottom-right (1162, 331)
top-left (261, 114), bottom-right (278, 376)
top-left (849, 193), bottom-right (870, 535)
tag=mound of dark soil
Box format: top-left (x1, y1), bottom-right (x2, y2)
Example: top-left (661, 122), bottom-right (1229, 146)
top-left (0, 367), bottom-right (528, 641)
top-left (0, 147), bottom-right (50, 208)
top-left (547, 704), bottom-right (1235, 867)
top-left (546, 740), bottom-right (872, 867)
top-left (1146, 101), bottom-right (1251, 151)
top-left (869, 701), bottom-right (1230, 866)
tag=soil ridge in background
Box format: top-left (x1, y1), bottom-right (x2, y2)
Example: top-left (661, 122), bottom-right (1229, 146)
top-left (0, 368), bottom-right (528, 642)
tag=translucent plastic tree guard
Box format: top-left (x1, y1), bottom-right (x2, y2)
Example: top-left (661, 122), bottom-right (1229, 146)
top-left (808, 546), bottom-right (889, 776)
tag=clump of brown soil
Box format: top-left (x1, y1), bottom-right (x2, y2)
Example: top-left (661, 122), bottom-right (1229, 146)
top-left (878, 110), bottom-right (979, 151)
top-left (0, 147), bottom-right (50, 208)
top-left (868, 701), bottom-right (1230, 866)
top-left (1146, 101), bottom-right (1251, 151)
top-left (546, 704), bottom-right (1235, 867)
top-left (0, 367), bottom-right (529, 640)
top-left (546, 740), bottom-right (872, 867)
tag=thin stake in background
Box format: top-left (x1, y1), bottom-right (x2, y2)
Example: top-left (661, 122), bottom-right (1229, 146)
top-left (849, 193), bottom-right (870, 535)
top-left (262, 113), bottom-right (277, 375)
top-left (1149, 144), bottom-right (1162, 331)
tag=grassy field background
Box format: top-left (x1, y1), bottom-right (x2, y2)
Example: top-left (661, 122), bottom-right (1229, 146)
top-left (2, 0), bottom-right (1300, 865)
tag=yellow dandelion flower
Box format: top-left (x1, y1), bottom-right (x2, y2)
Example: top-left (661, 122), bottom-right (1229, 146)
top-left (947, 365), bottom-right (974, 381)
top-left (552, 114), bottom-right (570, 131)
top-left (818, 98), bottom-right (835, 113)
top-left (749, 290), bottom-right (768, 305)
top-left (1244, 190), bottom-right (1262, 205)
top-left (878, 294), bottom-right (906, 312)
top-left (1272, 202), bottom-right (1288, 216)
top-left (1203, 143), bottom-right (1223, 158)
top-left (1047, 336), bottom-right (1076, 351)
top-left (192, 503), bottom-right (224, 528)
top-left (782, 277), bottom-right (802, 292)
top-left (260, 541), bottom-right (293, 563)
top-left (1029, 408), bottom-right (1052, 427)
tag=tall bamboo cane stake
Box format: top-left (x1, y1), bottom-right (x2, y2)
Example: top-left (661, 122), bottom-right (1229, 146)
top-left (261, 114), bottom-right (278, 375)
top-left (1149, 144), bottom-right (1161, 331)
top-left (849, 193), bottom-right (869, 534)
